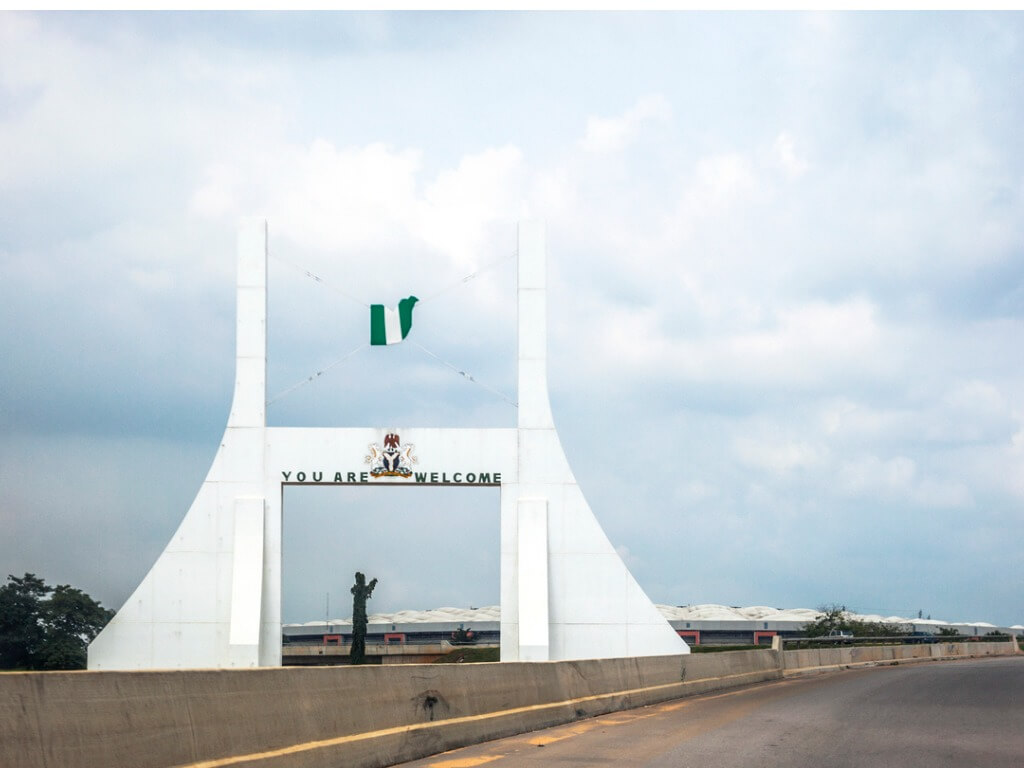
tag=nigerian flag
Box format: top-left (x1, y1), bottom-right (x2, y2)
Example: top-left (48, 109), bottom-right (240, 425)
top-left (370, 296), bottom-right (418, 345)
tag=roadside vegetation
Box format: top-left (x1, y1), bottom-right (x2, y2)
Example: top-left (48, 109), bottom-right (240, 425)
top-left (802, 604), bottom-right (910, 638)
top-left (0, 573), bottom-right (113, 670)
top-left (433, 647), bottom-right (500, 663)
top-left (690, 644), bottom-right (771, 653)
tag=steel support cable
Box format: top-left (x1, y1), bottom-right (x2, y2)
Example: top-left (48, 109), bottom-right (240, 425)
top-left (266, 343), bottom-right (369, 407)
top-left (268, 251), bottom-right (369, 308)
top-left (410, 341), bottom-right (517, 408)
top-left (415, 251), bottom-right (517, 305)
top-left (269, 249), bottom-right (515, 308)
top-left (407, 252), bottom-right (518, 409)
top-left (264, 250), bottom-right (516, 407)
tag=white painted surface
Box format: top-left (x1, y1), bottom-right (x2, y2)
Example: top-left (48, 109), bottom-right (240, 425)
top-left (516, 499), bottom-right (549, 661)
top-left (228, 497), bottom-right (265, 650)
top-left (87, 219), bottom-right (688, 670)
top-left (383, 305), bottom-right (402, 344)
top-left (506, 221), bottom-right (687, 661)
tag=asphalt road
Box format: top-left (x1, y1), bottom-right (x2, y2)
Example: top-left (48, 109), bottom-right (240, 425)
top-left (394, 657), bottom-right (1024, 768)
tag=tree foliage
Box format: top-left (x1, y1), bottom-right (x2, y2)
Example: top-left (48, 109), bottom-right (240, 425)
top-left (0, 573), bottom-right (114, 670)
top-left (803, 604), bottom-right (909, 638)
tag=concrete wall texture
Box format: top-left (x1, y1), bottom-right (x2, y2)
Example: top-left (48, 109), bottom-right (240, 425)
top-left (3, 640), bottom-right (1016, 768)
top-left (781, 639), bottom-right (1016, 673)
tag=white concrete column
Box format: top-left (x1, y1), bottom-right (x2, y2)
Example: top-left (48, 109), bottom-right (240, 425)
top-left (517, 221), bottom-right (554, 430)
top-left (513, 221), bottom-right (556, 662)
top-left (229, 496), bottom-right (265, 665)
top-left (517, 499), bottom-right (549, 661)
top-left (229, 218), bottom-right (267, 428)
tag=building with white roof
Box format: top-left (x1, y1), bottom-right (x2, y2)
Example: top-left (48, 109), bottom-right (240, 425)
top-left (283, 604), bottom-right (1021, 656)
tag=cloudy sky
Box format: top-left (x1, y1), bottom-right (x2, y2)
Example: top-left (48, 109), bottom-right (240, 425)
top-left (2, 12), bottom-right (1022, 627)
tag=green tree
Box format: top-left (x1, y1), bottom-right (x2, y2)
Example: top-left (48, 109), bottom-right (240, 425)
top-left (802, 604), bottom-right (849, 637)
top-left (0, 573), bottom-right (114, 670)
top-left (803, 603), bottom-right (908, 638)
top-left (39, 584), bottom-right (115, 669)
top-left (0, 573), bottom-right (48, 669)
top-left (349, 571), bottom-right (377, 665)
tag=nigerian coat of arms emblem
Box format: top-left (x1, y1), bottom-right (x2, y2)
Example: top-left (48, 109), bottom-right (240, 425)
top-left (365, 433), bottom-right (417, 478)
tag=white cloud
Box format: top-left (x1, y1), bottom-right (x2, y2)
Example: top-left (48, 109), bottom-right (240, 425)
top-left (579, 94), bottom-right (671, 154)
top-left (672, 481), bottom-right (720, 506)
top-left (190, 139), bottom-right (528, 275)
top-left (836, 454), bottom-right (973, 509)
top-left (191, 140), bottom-right (424, 252)
top-left (681, 152), bottom-right (757, 215)
top-left (0, 15), bottom-right (286, 196)
top-left (818, 399), bottom-right (920, 445)
top-left (724, 297), bottom-right (881, 382)
top-left (4, 12), bottom-right (1024, 628)
top-left (417, 145), bottom-right (527, 270)
top-left (772, 132), bottom-right (809, 179)
top-left (936, 380), bottom-right (1008, 429)
top-left (569, 294), bottom-right (883, 392)
top-left (734, 436), bottom-right (827, 474)
top-left (189, 163), bottom-right (244, 220)
top-left (839, 454), bottom-right (916, 494)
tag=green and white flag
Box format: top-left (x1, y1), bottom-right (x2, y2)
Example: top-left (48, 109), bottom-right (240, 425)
top-left (370, 296), bottom-right (418, 345)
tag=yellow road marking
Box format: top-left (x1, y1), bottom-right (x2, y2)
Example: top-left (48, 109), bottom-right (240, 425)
top-left (427, 757), bottom-right (503, 768)
top-left (174, 669), bottom-right (776, 768)
top-left (422, 666), bottom-right (951, 766)
top-left (421, 675), bottom-right (807, 766)
top-left (527, 718), bottom-right (607, 745)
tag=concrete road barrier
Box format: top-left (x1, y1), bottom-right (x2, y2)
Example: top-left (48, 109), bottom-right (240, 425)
top-left (780, 639), bottom-right (1016, 676)
top-left (0, 651), bottom-right (778, 768)
top-left (1, 640), bottom-right (1015, 768)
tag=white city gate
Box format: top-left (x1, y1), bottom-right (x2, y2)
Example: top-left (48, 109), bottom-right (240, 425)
top-left (87, 221), bottom-right (689, 669)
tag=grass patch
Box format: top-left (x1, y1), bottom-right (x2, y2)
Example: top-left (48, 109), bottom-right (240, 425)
top-left (432, 647), bottom-right (500, 663)
top-left (430, 643), bottom-right (782, 661)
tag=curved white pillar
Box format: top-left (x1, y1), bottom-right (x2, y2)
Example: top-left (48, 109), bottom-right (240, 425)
top-left (88, 220), bottom-right (688, 670)
top-left (503, 222), bottom-right (688, 661)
